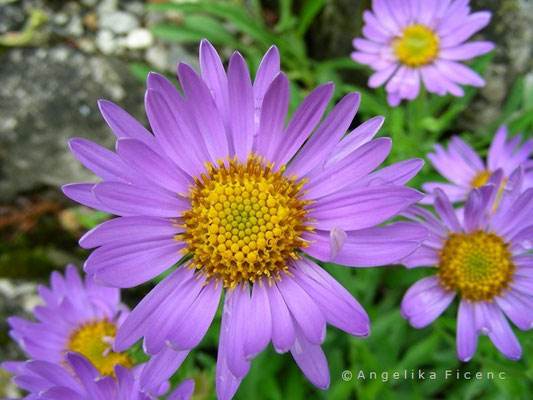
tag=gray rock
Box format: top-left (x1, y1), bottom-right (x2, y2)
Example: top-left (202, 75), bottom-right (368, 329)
top-left (0, 278), bottom-right (40, 356)
top-left (99, 10), bottom-right (139, 35)
top-left (0, 46), bottom-right (146, 202)
top-left (96, 28), bottom-right (118, 54)
top-left (462, 0), bottom-right (533, 130)
top-left (124, 28), bottom-right (154, 50)
top-left (0, 3), bottom-right (26, 34)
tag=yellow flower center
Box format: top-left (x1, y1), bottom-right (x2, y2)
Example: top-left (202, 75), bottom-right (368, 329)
top-left (67, 320), bottom-right (133, 377)
top-left (471, 170), bottom-right (492, 188)
top-left (394, 25), bottom-right (439, 67)
top-left (438, 231), bottom-right (516, 301)
top-left (181, 155), bottom-right (313, 288)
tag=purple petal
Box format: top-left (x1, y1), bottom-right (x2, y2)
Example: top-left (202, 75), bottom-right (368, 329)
top-left (329, 228), bottom-right (347, 260)
top-left (253, 46), bottom-right (280, 114)
top-left (216, 303), bottom-right (243, 400)
top-left (98, 99), bottom-right (157, 147)
top-left (475, 301), bottom-right (522, 360)
top-left (143, 273), bottom-right (207, 355)
top-left (114, 267), bottom-right (192, 351)
top-left (487, 125), bottom-right (508, 170)
top-left (421, 182), bottom-right (468, 204)
top-left (228, 52), bottom-right (254, 161)
top-left (440, 41), bottom-right (494, 60)
top-left (368, 63), bottom-right (398, 88)
top-left (276, 276), bottom-right (326, 345)
top-left (287, 93), bottom-right (360, 178)
top-left (256, 72), bottom-right (289, 162)
top-left (68, 138), bottom-right (140, 183)
top-left (290, 324), bottom-right (330, 389)
top-left (293, 259), bottom-right (370, 337)
top-left (310, 186), bottom-right (423, 230)
top-left (86, 239), bottom-right (184, 287)
top-left (224, 286), bottom-right (251, 378)
top-left (144, 87), bottom-right (207, 177)
top-left (433, 188), bottom-right (463, 232)
top-left (140, 347), bottom-right (190, 391)
top-left (166, 280), bottom-right (222, 350)
top-left (305, 138), bottom-right (392, 199)
top-left (116, 138), bottom-right (191, 194)
top-left (177, 62), bottom-right (229, 161)
top-left (243, 281), bottom-right (272, 359)
top-left (272, 83), bottom-right (334, 167)
top-left (167, 379), bottom-right (195, 400)
top-left (305, 222), bottom-right (429, 266)
top-left (495, 291), bottom-right (533, 331)
top-left (456, 299), bottom-right (478, 361)
top-left (401, 245), bottom-right (440, 268)
top-left (401, 276), bottom-right (455, 328)
top-left (200, 39), bottom-right (229, 129)
top-left (41, 387), bottom-right (85, 400)
top-left (325, 116), bottom-right (385, 167)
top-left (62, 183), bottom-right (113, 213)
top-left (79, 216), bottom-right (180, 249)
top-left (435, 60), bottom-right (485, 87)
top-left (65, 353), bottom-right (101, 399)
top-left (265, 283), bottom-right (295, 353)
top-left (440, 12), bottom-right (492, 47)
top-left (356, 158), bottom-right (424, 187)
top-left (26, 360), bottom-right (79, 389)
top-left (93, 181), bottom-right (188, 217)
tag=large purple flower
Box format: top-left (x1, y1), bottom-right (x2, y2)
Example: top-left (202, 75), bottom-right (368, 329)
top-left (423, 126), bottom-right (533, 203)
top-left (63, 40), bottom-right (427, 398)
top-left (6, 265), bottom-right (131, 377)
top-left (401, 168), bottom-right (533, 361)
top-left (352, 0), bottom-right (494, 105)
top-left (3, 352), bottom-right (193, 400)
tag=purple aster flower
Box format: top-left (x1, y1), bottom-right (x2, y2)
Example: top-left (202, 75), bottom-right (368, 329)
top-left (63, 39), bottom-right (428, 398)
top-left (423, 126), bottom-right (533, 203)
top-left (6, 265), bottom-right (132, 378)
top-left (2, 352), bottom-right (193, 400)
top-left (352, 0), bottom-right (494, 106)
top-left (401, 168), bottom-right (533, 361)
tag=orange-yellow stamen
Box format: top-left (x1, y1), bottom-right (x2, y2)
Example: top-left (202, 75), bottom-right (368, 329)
top-left (394, 24), bottom-right (439, 67)
top-left (471, 170), bottom-right (492, 188)
top-left (67, 320), bottom-right (132, 377)
top-left (181, 155), bottom-right (313, 288)
top-left (438, 231), bottom-right (515, 301)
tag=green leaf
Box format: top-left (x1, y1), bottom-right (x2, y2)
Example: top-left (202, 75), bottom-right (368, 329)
top-left (151, 16), bottom-right (240, 49)
top-left (148, 2), bottom-right (276, 48)
top-left (128, 62), bottom-right (153, 83)
top-left (296, 0), bottom-right (328, 37)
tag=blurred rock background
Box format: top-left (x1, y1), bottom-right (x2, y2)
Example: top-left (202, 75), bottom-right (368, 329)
top-left (1, 0), bottom-right (532, 398)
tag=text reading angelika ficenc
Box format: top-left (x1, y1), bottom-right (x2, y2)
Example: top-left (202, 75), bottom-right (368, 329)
top-left (341, 369), bottom-right (506, 382)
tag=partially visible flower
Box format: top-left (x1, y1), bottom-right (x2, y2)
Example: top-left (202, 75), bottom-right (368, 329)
top-left (2, 352), bottom-right (194, 400)
top-left (401, 169), bottom-right (533, 361)
top-left (423, 126), bottom-right (533, 203)
top-left (6, 265), bottom-right (131, 378)
top-left (352, 0), bottom-right (494, 105)
top-left (63, 39), bottom-right (428, 398)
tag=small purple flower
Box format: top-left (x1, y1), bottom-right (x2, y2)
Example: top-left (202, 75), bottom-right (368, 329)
top-left (352, 0), bottom-right (494, 105)
top-left (401, 169), bottom-right (533, 361)
top-left (2, 352), bottom-right (193, 400)
top-left (6, 265), bottom-right (131, 377)
top-left (63, 40), bottom-right (427, 398)
top-left (423, 126), bottom-right (533, 203)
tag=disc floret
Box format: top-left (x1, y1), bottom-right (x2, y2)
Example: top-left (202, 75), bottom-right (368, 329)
top-left (438, 231), bottom-right (516, 301)
top-left (181, 155), bottom-right (314, 288)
